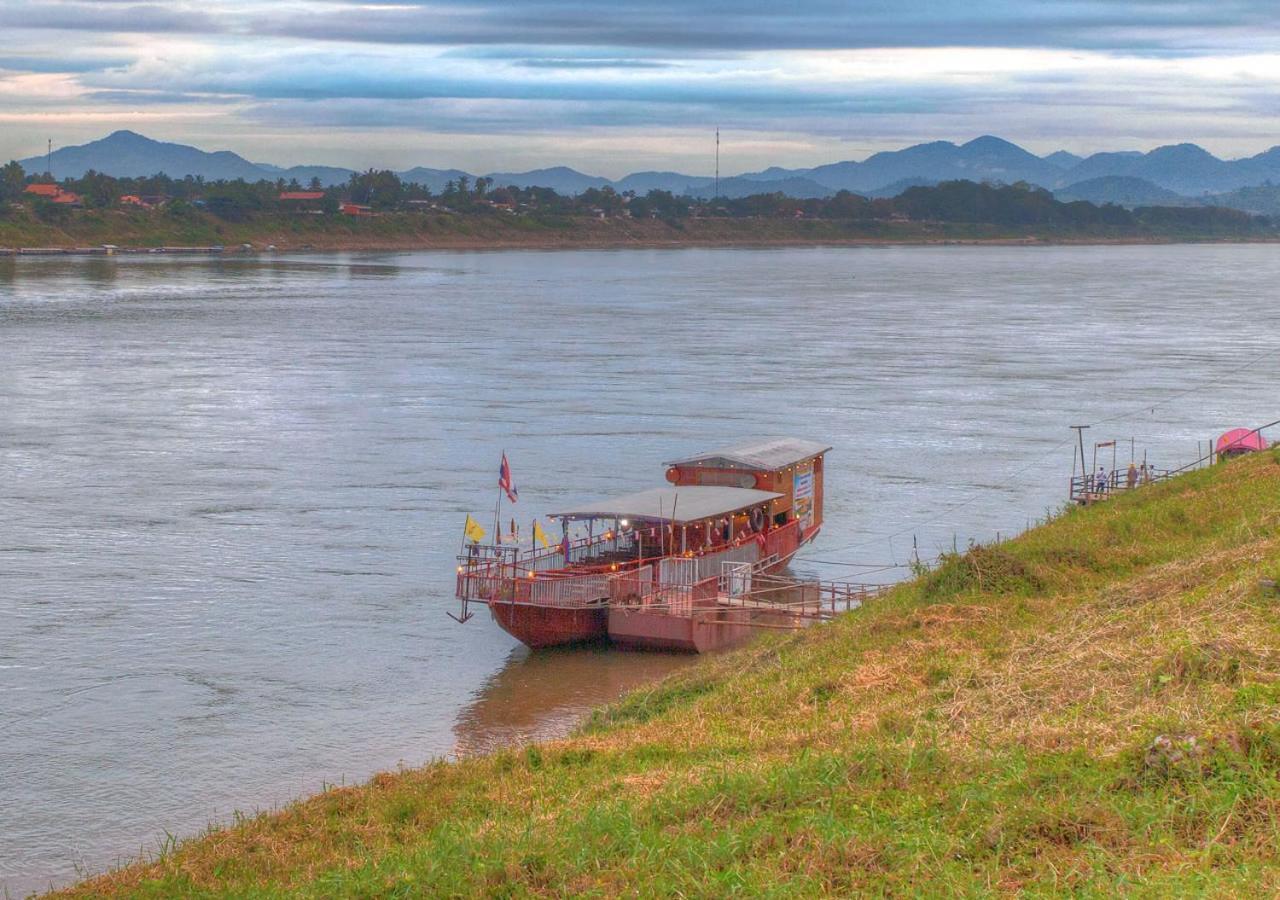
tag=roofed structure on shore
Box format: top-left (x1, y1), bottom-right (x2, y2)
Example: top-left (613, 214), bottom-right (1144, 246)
top-left (550, 486), bottom-right (781, 524)
top-left (665, 438), bottom-right (831, 472)
top-left (1216, 428), bottom-right (1267, 457)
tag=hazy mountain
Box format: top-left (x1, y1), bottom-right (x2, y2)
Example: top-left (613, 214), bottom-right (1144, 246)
top-left (397, 167), bottom-right (474, 193)
top-left (685, 176), bottom-right (833, 200)
top-left (612, 171), bottom-right (709, 194)
top-left (1055, 176), bottom-right (1192, 207)
top-left (1043, 150), bottom-right (1083, 169)
top-left (257, 163), bottom-right (355, 187)
top-left (19, 130), bottom-right (267, 181)
top-left (19, 129), bottom-right (1280, 202)
top-left (1059, 144), bottom-right (1280, 194)
top-left (484, 166), bottom-right (611, 193)
top-left (746, 136), bottom-right (1064, 194)
top-left (1206, 184), bottom-right (1280, 217)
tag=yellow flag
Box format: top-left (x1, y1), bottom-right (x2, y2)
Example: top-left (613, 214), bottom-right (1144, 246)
top-left (463, 514), bottom-right (486, 543)
top-left (532, 519), bottom-right (551, 549)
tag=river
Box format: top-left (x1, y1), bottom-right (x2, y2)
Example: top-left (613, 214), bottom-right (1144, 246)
top-left (2, 245), bottom-right (1277, 895)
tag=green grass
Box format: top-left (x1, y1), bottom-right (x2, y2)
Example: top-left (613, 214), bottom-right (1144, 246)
top-left (54, 452), bottom-right (1280, 897)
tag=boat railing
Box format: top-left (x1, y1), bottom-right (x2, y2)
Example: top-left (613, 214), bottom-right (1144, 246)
top-left (456, 520), bottom-right (798, 605)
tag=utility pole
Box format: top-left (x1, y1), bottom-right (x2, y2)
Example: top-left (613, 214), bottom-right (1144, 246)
top-left (714, 128), bottom-right (719, 201)
top-left (1070, 425), bottom-right (1090, 486)
top-left (46, 138), bottom-right (51, 179)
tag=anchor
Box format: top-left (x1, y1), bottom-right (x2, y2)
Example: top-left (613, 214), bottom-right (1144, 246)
top-left (446, 597), bottom-right (474, 624)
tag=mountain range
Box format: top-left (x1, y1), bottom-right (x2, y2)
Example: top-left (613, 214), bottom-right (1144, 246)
top-left (18, 130), bottom-right (1280, 209)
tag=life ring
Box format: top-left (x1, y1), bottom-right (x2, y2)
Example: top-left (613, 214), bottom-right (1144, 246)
top-left (749, 507), bottom-right (764, 532)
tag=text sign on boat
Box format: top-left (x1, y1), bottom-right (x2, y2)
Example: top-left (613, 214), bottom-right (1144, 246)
top-left (793, 463), bottom-right (815, 531)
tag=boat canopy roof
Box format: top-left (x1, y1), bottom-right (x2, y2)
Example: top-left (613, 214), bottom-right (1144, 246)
top-left (665, 437), bottom-right (831, 471)
top-left (550, 485), bottom-right (781, 524)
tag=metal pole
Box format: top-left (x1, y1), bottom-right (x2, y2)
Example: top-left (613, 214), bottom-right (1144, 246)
top-left (493, 491), bottom-right (502, 546)
top-left (1070, 425), bottom-right (1089, 484)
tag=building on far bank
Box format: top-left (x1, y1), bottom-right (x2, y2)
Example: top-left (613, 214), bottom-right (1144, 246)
top-left (24, 183), bottom-right (82, 206)
top-left (279, 190), bottom-right (326, 212)
top-left (338, 201), bottom-right (373, 216)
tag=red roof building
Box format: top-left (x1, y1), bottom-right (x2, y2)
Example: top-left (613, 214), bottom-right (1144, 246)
top-left (24, 183), bottom-right (81, 205)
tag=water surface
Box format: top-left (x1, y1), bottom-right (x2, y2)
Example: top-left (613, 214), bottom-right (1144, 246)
top-left (2, 246), bottom-right (1277, 895)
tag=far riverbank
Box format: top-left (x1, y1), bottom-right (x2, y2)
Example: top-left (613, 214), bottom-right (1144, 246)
top-left (3, 208), bottom-right (1278, 254)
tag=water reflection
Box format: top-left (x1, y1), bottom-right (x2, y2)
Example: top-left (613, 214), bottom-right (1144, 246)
top-left (453, 640), bottom-right (694, 756)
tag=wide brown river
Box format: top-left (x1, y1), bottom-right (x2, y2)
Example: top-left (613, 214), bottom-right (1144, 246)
top-left (2, 246), bottom-right (1277, 894)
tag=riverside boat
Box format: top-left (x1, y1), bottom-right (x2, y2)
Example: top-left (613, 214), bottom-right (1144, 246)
top-left (455, 438), bottom-right (839, 652)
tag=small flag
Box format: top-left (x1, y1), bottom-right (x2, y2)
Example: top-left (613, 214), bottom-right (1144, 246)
top-left (463, 514), bottom-right (486, 543)
top-left (532, 520), bottom-right (552, 549)
top-left (498, 452), bottom-right (518, 503)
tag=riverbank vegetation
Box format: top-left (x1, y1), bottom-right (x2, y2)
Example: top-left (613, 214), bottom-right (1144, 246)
top-left (54, 450), bottom-right (1280, 896)
top-left (2, 158), bottom-right (1275, 251)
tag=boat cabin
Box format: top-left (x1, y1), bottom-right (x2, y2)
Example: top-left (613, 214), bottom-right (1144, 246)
top-left (662, 438), bottom-right (829, 540)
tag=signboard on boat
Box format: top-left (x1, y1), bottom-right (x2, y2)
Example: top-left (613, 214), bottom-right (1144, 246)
top-left (793, 463), bottom-right (814, 531)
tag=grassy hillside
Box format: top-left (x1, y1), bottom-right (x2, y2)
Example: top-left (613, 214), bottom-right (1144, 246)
top-left (55, 452), bottom-right (1280, 897)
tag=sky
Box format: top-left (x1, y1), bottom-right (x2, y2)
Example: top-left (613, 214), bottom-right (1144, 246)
top-left (2, 1), bottom-right (1280, 176)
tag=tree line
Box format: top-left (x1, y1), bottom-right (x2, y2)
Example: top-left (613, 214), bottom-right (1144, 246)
top-left (1, 158), bottom-right (1271, 235)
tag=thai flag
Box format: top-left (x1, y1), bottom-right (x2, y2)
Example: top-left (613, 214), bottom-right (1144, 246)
top-left (498, 452), bottom-right (518, 503)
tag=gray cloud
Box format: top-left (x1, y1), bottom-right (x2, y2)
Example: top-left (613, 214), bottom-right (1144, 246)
top-left (0, 2), bottom-right (216, 33)
top-left (252, 0), bottom-right (1280, 54)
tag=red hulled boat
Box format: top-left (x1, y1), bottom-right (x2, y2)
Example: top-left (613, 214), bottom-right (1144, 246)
top-left (455, 438), bottom-right (830, 653)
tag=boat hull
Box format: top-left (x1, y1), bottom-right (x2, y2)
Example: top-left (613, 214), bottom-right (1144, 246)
top-left (607, 606), bottom-right (756, 653)
top-left (488, 600), bottom-right (608, 648)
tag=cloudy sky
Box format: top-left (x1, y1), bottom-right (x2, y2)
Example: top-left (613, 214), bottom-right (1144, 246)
top-left (2, 1), bottom-right (1279, 175)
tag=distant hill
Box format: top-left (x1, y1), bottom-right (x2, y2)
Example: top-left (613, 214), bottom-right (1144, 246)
top-left (484, 166), bottom-right (611, 194)
top-left (1205, 183), bottom-right (1280, 216)
top-left (397, 167), bottom-right (474, 193)
top-left (1043, 150), bottom-right (1083, 169)
top-left (256, 163), bottom-right (355, 187)
top-left (612, 171), bottom-right (709, 194)
top-left (744, 136), bottom-right (1065, 195)
top-left (17, 129), bottom-right (1280, 204)
top-left (1054, 176), bottom-right (1193, 208)
top-left (20, 130), bottom-right (268, 181)
top-left (1059, 144), bottom-right (1280, 195)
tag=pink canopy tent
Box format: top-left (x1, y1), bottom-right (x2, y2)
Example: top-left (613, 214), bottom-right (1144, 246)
top-left (1216, 428), bottom-right (1267, 456)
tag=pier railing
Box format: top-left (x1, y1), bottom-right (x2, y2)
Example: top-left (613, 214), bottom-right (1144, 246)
top-left (1068, 467), bottom-right (1171, 504)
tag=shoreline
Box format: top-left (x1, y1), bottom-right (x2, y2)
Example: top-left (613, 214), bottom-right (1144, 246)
top-left (6, 235), bottom-right (1280, 256)
top-left (4, 209), bottom-right (1278, 255)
